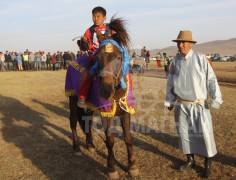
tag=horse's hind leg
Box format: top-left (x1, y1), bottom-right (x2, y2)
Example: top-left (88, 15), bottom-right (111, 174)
top-left (69, 96), bottom-right (82, 156)
top-left (105, 118), bottom-right (119, 180)
top-left (121, 112), bottom-right (140, 177)
top-left (77, 110), bottom-right (95, 152)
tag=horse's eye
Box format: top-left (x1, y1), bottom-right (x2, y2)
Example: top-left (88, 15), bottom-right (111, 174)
top-left (117, 57), bottom-right (122, 61)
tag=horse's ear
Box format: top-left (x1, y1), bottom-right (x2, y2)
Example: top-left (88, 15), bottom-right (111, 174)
top-left (96, 30), bottom-right (106, 43)
top-left (96, 30), bottom-right (102, 43)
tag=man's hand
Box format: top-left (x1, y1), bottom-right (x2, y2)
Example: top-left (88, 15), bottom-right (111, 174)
top-left (168, 106), bottom-right (174, 111)
top-left (164, 106), bottom-right (174, 111)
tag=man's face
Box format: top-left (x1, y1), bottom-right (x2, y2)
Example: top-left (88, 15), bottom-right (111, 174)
top-left (92, 12), bottom-right (106, 27)
top-left (177, 41), bottom-right (193, 56)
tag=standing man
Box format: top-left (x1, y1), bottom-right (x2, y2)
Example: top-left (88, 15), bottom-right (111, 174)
top-left (141, 46), bottom-right (146, 58)
top-left (4, 51), bottom-right (12, 71)
top-left (163, 52), bottom-right (170, 78)
top-left (56, 51), bottom-right (63, 70)
top-left (164, 30), bottom-right (223, 178)
top-left (41, 51), bottom-right (47, 70)
top-left (46, 52), bottom-right (52, 70)
top-left (23, 52), bottom-right (29, 71)
top-left (0, 52), bottom-right (4, 71)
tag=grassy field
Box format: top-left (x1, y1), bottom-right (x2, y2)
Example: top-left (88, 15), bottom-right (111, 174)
top-left (0, 62), bottom-right (235, 179)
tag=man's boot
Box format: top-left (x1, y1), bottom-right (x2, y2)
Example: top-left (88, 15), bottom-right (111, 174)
top-left (204, 157), bottom-right (212, 178)
top-left (179, 154), bottom-right (195, 170)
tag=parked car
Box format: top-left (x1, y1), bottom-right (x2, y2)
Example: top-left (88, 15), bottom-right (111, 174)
top-left (221, 56), bottom-right (230, 61)
top-left (229, 56), bottom-right (235, 61)
top-left (149, 57), bottom-right (157, 61)
top-left (211, 54), bottom-right (221, 61)
top-left (205, 54), bottom-right (213, 59)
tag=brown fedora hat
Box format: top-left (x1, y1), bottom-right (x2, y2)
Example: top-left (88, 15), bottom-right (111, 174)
top-left (172, 30), bottom-right (197, 44)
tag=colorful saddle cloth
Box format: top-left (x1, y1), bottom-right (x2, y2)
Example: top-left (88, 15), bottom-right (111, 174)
top-left (65, 56), bottom-right (135, 117)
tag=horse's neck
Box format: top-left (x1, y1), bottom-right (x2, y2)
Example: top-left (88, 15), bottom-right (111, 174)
top-left (113, 88), bottom-right (126, 101)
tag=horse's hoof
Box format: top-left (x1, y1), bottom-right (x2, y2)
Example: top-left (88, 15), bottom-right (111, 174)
top-left (73, 151), bottom-right (82, 156)
top-left (128, 168), bottom-right (140, 177)
top-left (108, 171), bottom-right (119, 180)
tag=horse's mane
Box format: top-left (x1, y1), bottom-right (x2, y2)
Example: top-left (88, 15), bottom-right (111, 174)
top-left (109, 15), bottom-right (130, 49)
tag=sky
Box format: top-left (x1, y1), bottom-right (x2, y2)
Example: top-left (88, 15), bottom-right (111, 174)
top-left (1, 0), bottom-right (236, 53)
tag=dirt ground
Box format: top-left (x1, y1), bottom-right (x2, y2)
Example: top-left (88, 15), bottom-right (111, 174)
top-left (0, 61), bottom-right (235, 180)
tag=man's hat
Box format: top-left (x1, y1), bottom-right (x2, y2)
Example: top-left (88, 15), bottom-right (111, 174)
top-left (172, 30), bottom-right (197, 44)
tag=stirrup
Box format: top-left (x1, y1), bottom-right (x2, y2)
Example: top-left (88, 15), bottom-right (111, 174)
top-left (77, 98), bottom-right (86, 108)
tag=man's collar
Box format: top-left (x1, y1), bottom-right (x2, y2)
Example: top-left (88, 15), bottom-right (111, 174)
top-left (185, 49), bottom-right (193, 60)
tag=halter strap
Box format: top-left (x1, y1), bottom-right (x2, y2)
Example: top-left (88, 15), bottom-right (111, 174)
top-left (95, 39), bottom-right (130, 75)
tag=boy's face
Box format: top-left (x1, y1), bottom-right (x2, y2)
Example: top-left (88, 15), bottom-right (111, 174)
top-left (92, 12), bottom-right (106, 27)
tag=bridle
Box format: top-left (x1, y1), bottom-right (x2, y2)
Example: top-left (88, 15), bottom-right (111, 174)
top-left (98, 56), bottom-right (123, 89)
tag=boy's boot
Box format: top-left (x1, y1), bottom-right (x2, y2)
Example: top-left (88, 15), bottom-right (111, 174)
top-left (77, 71), bottom-right (93, 108)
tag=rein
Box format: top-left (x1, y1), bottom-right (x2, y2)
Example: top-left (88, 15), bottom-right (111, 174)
top-left (98, 57), bottom-right (123, 88)
top-left (97, 39), bottom-right (125, 89)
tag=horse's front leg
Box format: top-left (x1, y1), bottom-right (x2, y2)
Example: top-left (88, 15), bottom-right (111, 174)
top-left (121, 112), bottom-right (140, 177)
top-left (105, 118), bottom-right (119, 180)
top-left (69, 96), bottom-right (82, 156)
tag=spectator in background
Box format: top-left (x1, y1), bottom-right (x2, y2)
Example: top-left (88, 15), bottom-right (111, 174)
top-left (0, 52), bottom-right (5, 71)
top-left (145, 50), bottom-right (150, 68)
top-left (11, 52), bottom-right (17, 71)
top-left (63, 51), bottom-right (72, 69)
top-left (16, 52), bottom-right (23, 71)
top-left (163, 52), bottom-right (170, 78)
top-left (51, 53), bottom-right (57, 71)
top-left (56, 51), bottom-right (63, 70)
top-left (34, 52), bottom-right (42, 71)
top-left (23, 52), bottom-right (29, 71)
top-left (29, 52), bottom-right (35, 70)
top-left (4, 51), bottom-right (12, 71)
top-left (141, 46), bottom-right (146, 58)
top-left (0, 52), bottom-right (3, 71)
top-left (156, 52), bottom-right (162, 68)
top-left (41, 51), bottom-right (47, 70)
top-left (46, 52), bottom-right (52, 70)
top-left (70, 51), bottom-right (76, 61)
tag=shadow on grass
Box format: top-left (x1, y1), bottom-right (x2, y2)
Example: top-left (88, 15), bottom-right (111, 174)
top-left (0, 95), bottom-right (107, 179)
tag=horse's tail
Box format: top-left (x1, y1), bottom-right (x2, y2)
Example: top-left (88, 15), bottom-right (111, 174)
top-left (109, 15), bottom-right (131, 49)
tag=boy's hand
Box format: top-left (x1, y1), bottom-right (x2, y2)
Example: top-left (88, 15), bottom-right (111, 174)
top-left (77, 36), bottom-right (89, 51)
top-left (81, 36), bottom-right (88, 42)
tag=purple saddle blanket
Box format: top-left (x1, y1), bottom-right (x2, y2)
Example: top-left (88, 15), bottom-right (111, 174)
top-left (65, 55), bottom-right (135, 117)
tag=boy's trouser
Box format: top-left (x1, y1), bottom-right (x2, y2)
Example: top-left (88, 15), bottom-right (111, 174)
top-left (78, 71), bottom-right (93, 99)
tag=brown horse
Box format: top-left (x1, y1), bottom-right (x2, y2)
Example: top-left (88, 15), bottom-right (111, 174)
top-left (66, 16), bottom-right (139, 179)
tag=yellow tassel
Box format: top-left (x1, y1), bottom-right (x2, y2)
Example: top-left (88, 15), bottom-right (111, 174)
top-left (65, 89), bottom-right (76, 97)
top-left (100, 99), bottom-right (117, 117)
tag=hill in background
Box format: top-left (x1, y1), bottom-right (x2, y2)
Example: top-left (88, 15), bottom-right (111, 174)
top-left (130, 38), bottom-right (236, 57)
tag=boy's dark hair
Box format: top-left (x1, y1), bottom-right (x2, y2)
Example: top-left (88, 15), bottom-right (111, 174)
top-left (92, 6), bottom-right (106, 16)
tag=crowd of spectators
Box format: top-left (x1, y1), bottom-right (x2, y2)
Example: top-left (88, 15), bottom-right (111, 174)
top-left (0, 50), bottom-right (84, 72)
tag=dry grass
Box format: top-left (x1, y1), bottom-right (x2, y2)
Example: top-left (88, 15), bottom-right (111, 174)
top-left (211, 62), bottom-right (236, 84)
top-left (0, 64), bottom-right (235, 179)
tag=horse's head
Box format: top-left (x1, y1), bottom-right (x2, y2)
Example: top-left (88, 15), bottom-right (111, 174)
top-left (97, 40), bottom-right (124, 100)
top-left (96, 16), bottom-right (130, 100)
